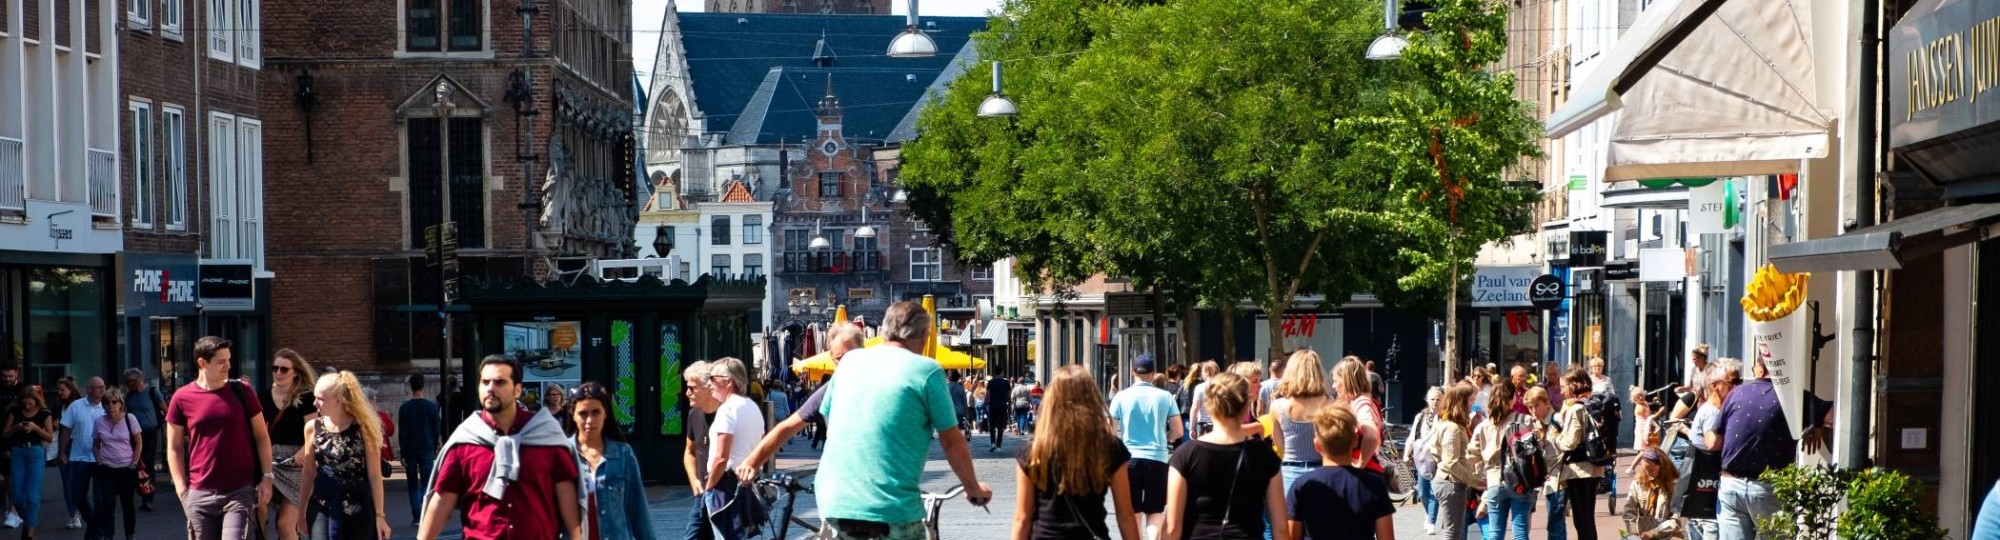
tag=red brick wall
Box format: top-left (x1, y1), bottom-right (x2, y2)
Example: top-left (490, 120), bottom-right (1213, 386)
top-left (256, 0), bottom-right (632, 369)
top-left (120, 0), bottom-right (263, 257)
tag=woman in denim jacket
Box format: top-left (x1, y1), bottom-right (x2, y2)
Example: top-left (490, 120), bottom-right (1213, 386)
top-left (571, 382), bottom-right (657, 539)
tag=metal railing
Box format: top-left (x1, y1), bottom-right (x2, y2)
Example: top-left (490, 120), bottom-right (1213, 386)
top-left (0, 138), bottom-right (22, 213)
top-left (88, 148), bottom-right (117, 218)
top-left (780, 250), bottom-right (886, 274)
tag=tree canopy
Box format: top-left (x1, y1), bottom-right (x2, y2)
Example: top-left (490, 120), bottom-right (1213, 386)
top-left (900, 0), bottom-right (1542, 363)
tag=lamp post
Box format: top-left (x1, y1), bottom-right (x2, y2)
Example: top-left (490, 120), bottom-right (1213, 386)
top-left (432, 80), bottom-right (458, 398)
top-left (652, 224), bottom-right (673, 257)
top-left (887, 0), bottom-right (937, 58)
top-left (977, 61), bottom-right (1019, 118)
top-left (1366, 0), bottom-right (1410, 60)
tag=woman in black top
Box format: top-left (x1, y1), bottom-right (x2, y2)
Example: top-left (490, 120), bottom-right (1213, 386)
top-left (264, 349), bottom-right (322, 540)
top-left (1164, 372), bottom-right (1286, 540)
top-left (6, 389), bottom-right (55, 537)
top-left (1010, 365), bottom-right (1140, 540)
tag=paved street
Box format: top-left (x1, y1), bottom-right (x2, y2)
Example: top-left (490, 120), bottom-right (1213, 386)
top-left (7, 432), bottom-right (1632, 539)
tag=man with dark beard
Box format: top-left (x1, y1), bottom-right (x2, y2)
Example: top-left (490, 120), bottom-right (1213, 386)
top-left (417, 355), bottom-right (583, 540)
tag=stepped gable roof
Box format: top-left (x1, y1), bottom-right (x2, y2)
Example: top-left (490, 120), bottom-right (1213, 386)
top-left (677, 12), bottom-right (989, 145)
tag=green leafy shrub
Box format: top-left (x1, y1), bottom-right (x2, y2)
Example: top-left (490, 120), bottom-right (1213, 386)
top-left (1753, 465), bottom-right (1946, 540)
top-left (1837, 468), bottom-right (1947, 540)
top-left (1757, 465), bottom-right (1850, 540)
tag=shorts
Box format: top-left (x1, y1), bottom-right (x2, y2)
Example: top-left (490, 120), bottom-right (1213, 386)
top-left (1127, 458), bottom-right (1169, 514)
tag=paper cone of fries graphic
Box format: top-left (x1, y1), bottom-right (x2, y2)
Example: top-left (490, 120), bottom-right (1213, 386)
top-left (1743, 263), bottom-right (1812, 439)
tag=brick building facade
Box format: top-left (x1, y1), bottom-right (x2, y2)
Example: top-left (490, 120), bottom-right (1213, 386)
top-left (258, 0), bottom-right (636, 370)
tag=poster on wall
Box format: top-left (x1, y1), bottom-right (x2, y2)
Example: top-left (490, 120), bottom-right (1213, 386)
top-left (660, 322), bottom-right (684, 436)
top-left (503, 321), bottom-right (583, 410)
top-left (1252, 313), bottom-right (1344, 372)
top-left (611, 321), bottom-right (637, 427)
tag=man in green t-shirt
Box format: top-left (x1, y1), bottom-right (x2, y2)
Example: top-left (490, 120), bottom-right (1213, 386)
top-left (815, 302), bottom-right (992, 538)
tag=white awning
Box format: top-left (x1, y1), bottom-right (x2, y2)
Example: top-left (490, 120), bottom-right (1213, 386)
top-left (1544, 0), bottom-right (1831, 182)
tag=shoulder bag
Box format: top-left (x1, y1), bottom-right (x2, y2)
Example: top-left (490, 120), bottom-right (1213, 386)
top-left (1219, 445), bottom-right (1248, 528)
top-left (128, 415), bottom-right (154, 496)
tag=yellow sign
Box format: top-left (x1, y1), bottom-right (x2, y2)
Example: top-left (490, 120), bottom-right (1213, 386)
top-left (1907, 15), bottom-right (2000, 120)
top-left (551, 324), bottom-right (579, 350)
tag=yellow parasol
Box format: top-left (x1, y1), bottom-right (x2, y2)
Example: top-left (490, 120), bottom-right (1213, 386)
top-left (790, 335), bottom-right (988, 381)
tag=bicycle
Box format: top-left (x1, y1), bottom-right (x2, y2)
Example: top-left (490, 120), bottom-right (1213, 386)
top-left (1379, 416), bottom-right (1416, 503)
top-left (754, 468), bottom-right (821, 540)
top-left (921, 485), bottom-right (987, 540)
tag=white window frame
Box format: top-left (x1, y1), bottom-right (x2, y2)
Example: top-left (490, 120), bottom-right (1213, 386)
top-left (209, 112), bottom-right (238, 258)
top-left (909, 212), bottom-right (928, 231)
top-left (910, 248), bottom-right (941, 282)
top-left (129, 100), bottom-right (155, 228)
top-left (710, 254), bottom-right (731, 277)
top-left (161, 0), bottom-right (183, 39)
top-left (742, 214), bottom-right (762, 244)
top-left (129, 0), bottom-right (153, 31)
top-left (236, 0), bottom-right (260, 68)
top-left (162, 105), bottom-right (188, 230)
top-left (207, 0), bottom-right (234, 61)
top-left (971, 265), bottom-right (992, 281)
top-left (237, 118), bottom-right (265, 269)
top-left (744, 254), bottom-right (763, 278)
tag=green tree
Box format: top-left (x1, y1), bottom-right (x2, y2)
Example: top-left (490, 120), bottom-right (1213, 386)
top-left (902, 0), bottom-right (1540, 366)
top-left (1341, 0), bottom-right (1543, 379)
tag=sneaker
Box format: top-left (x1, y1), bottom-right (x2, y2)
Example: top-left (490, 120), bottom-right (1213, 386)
top-left (2, 511), bottom-right (17, 528)
top-left (1424, 524), bottom-right (1437, 536)
top-left (63, 515), bottom-right (81, 530)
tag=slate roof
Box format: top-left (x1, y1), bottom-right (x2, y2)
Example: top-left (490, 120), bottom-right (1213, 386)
top-left (676, 12), bottom-right (990, 146)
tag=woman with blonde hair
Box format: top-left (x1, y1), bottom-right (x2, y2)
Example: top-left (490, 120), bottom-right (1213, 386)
top-left (1331, 357), bottom-right (1384, 472)
top-left (1430, 383), bottom-right (1479, 540)
top-left (1269, 350), bottom-right (1330, 493)
top-left (1010, 365), bottom-right (1140, 540)
top-left (1163, 372), bottom-right (1286, 540)
top-left (297, 371), bottom-right (389, 540)
top-left (266, 348), bottom-right (322, 540)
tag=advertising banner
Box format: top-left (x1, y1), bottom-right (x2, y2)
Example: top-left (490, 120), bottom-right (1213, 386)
top-left (1471, 266), bottom-right (1540, 308)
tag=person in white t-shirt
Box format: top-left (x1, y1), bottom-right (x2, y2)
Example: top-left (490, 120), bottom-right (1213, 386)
top-left (701, 356), bottom-right (766, 539)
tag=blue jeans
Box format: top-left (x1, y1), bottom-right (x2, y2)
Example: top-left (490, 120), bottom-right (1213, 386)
top-left (683, 493), bottom-right (713, 540)
top-left (1544, 487), bottom-right (1567, 540)
top-left (1483, 485), bottom-right (1533, 540)
top-left (1719, 477), bottom-right (1776, 540)
top-left (9, 446), bottom-right (43, 527)
top-left (405, 452), bottom-right (435, 523)
top-left (1014, 409), bottom-right (1031, 433)
top-left (1416, 470), bottom-right (1439, 524)
top-left (64, 461), bottom-right (95, 521)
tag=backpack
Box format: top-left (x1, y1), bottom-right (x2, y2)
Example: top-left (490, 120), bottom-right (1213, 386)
top-left (1411, 412), bottom-right (1439, 478)
top-left (1564, 394), bottom-right (1619, 466)
top-left (1500, 416), bottom-right (1548, 493)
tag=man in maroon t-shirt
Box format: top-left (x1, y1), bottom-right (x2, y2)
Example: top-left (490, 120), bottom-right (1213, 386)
top-left (166, 336), bottom-right (276, 540)
top-left (418, 355), bottom-right (582, 540)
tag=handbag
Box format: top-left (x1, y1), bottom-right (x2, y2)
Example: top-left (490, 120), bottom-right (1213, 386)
top-left (125, 415), bottom-right (154, 496)
top-left (1219, 445), bottom-right (1248, 528)
top-left (1674, 445), bottom-right (1721, 519)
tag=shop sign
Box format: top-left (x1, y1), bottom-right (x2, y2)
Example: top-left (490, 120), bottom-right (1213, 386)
top-left (120, 252), bottom-right (200, 317)
top-left (1470, 265), bottom-right (1539, 308)
top-left (1604, 261), bottom-right (1640, 281)
top-left (1688, 180), bottom-right (1731, 234)
top-left (1529, 274), bottom-right (1566, 310)
top-left (199, 261), bottom-right (256, 311)
top-left (1105, 292), bottom-right (1155, 317)
top-left (847, 288), bottom-right (875, 299)
top-left (1569, 231), bottom-right (1608, 267)
top-left (1890, 0), bottom-right (2000, 149)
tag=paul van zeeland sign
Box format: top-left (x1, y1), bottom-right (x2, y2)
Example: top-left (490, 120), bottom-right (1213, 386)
top-left (1471, 266), bottom-right (1541, 308)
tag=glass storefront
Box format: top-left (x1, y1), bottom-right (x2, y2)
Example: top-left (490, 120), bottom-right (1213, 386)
top-left (25, 267), bottom-right (111, 383)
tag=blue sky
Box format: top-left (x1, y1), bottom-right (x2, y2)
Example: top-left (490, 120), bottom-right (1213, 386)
top-left (633, 0), bottom-right (1004, 94)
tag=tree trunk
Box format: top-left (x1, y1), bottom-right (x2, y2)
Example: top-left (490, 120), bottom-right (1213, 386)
top-left (1266, 298), bottom-right (1288, 365)
top-left (1182, 302), bottom-right (1200, 371)
top-left (1443, 263), bottom-right (1460, 384)
top-left (1221, 303), bottom-right (1237, 363)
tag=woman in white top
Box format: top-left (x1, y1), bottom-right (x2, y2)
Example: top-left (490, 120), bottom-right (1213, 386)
top-left (1406, 386), bottom-right (1445, 534)
top-left (1186, 361), bottom-right (1221, 438)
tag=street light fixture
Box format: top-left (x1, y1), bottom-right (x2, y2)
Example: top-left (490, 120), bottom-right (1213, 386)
top-left (887, 0), bottom-right (937, 58)
top-left (1366, 0), bottom-right (1408, 60)
top-left (977, 61), bottom-right (1019, 118)
top-left (651, 225), bottom-right (672, 257)
top-left (855, 205), bottom-right (876, 239)
top-left (809, 218), bottom-right (832, 249)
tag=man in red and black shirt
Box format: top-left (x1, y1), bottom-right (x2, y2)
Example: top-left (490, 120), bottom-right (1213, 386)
top-left (417, 355), bottom-right (582, 540)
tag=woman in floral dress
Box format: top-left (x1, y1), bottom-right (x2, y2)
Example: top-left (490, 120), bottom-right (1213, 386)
top-left (297, 372), bottom-right (390, 540)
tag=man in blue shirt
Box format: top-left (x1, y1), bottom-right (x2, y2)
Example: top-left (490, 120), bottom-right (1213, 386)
top-left (398, 373), bottom-right (443, 526)
top-left (1707, 357), bottom-right (1833, 540)
top-left (1108, 354), bottom-right (1183, 536)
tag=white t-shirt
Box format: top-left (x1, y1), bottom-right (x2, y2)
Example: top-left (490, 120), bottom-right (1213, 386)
top-left (61, 399), bottom-right (106, 463)
top-left (708, 393), bottom-right (765, 470)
